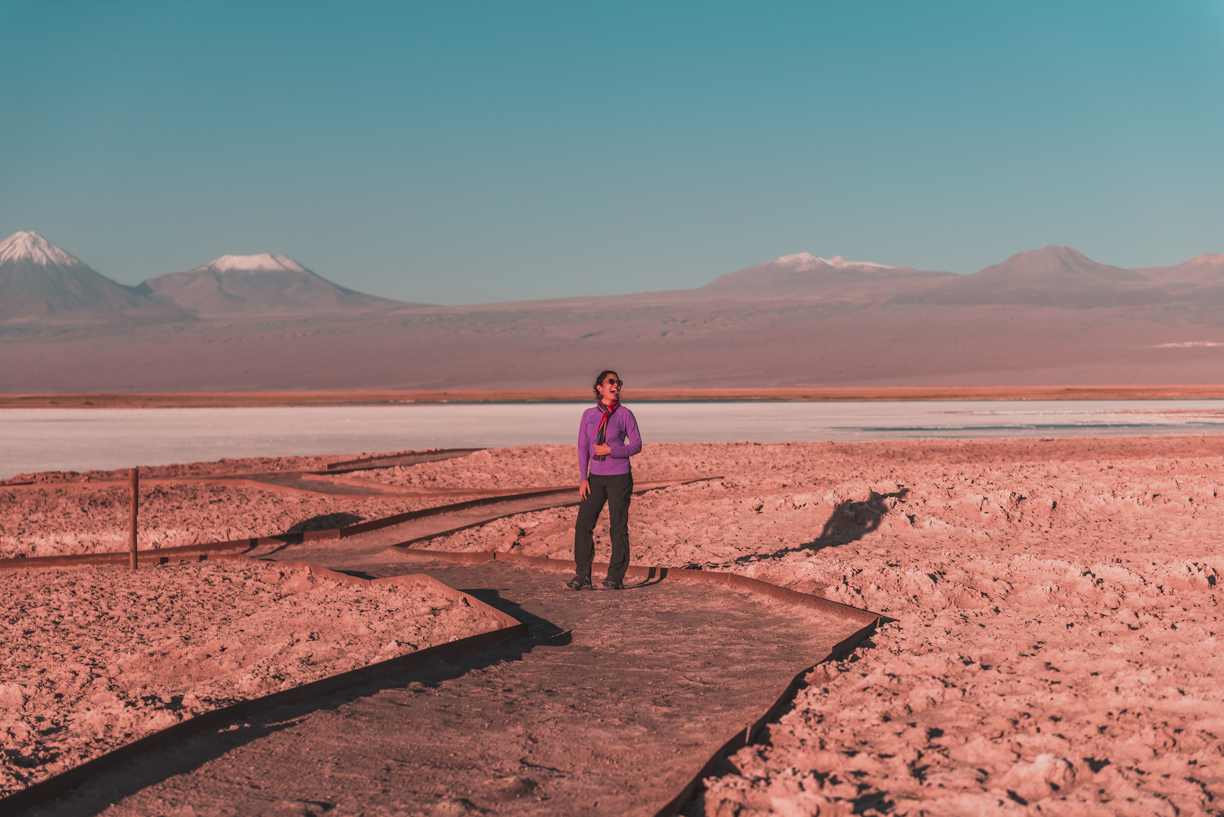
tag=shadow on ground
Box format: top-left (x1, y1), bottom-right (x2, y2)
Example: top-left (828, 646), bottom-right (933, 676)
top-left (735, 488), bottom-right (909, 564)
top-left (285, 513), bottom-right (364, 534)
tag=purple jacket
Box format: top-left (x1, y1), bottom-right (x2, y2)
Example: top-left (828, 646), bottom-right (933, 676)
top-left (578, 404), bottom-right (642, 480)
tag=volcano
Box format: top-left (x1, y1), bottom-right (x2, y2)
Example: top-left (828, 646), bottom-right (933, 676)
top-left (139, 253), bottom-right (414, 317)
top-left (0, 232), bottom-right (187, 323)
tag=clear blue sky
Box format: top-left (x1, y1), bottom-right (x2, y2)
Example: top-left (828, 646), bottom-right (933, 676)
top-left (3, 1), bottom-right (1222, 304)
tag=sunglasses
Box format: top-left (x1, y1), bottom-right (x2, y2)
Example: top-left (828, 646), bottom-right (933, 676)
top-left (603, 379), bottom-right (623, 387)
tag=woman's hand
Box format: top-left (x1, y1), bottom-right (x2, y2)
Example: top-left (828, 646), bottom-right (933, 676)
top-left (579, 479), bottom-right (591, 500)
top-left (593, 443), bottom-right (612, 456)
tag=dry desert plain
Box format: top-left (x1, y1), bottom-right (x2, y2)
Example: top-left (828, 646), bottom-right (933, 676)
top-left (2, 436), bottom-right (1223, 815)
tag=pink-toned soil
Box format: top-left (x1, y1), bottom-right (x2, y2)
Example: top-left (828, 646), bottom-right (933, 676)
top-left (4, 453), bottom-right (349, 484)
top-left (7, 437), bottom-right (1224, 813)
top-left (425, 438), bottom-right (1224, 815)
top-left (360, 443), bottom-right (719, 489)
top-left (0, 480), bottom-right (454, 559)
top-left (0, 446), bottom-right (710, 560)
top-left (0, 453), bottom-right (488, 560)
top-left (0, 559), bottom-right (493, 797)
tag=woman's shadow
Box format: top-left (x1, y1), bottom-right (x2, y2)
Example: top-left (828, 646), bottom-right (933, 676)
top-left (734, 487), bottom-right (909, 565)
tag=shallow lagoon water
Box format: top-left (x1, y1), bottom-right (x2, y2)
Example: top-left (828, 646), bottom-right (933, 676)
top-left (3, 400), bottom-right (1224, 479)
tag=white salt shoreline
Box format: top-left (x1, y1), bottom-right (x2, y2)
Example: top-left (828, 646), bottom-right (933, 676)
top-left (4, 400), bottom-right (1224, 479)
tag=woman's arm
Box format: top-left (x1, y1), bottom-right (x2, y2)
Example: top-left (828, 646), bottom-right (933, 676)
top-left (577, 412), bottom-right (592, 481)
top-left (609, 411), bottom-right (642, 458)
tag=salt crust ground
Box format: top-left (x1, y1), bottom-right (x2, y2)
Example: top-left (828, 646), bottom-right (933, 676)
top-left (8, 439), bottom-right (1224, 814)
top-left (0, 452), bottom-right (474, 559)
top-left (424, 438), bottom-right (1224, 816)
top-left (361, 444), bottom-right (715, 490)
top-left (0, 446), bottom-right (706, 559)
top-left (0, 560), bottom-right (492, 797)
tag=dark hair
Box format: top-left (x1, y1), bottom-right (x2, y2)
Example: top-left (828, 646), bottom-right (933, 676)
top-left (593, 370), bottom-right (619, 399)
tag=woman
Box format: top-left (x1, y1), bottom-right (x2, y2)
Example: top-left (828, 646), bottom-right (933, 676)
top-left (565, 370), bottom-right (642, 591)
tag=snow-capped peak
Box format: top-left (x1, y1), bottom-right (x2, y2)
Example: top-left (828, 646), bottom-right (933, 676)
top-left (768, 252), bottom-right (900, 272)
top-left (204, 253), bottom-right (308, 274)
top-left (0, 231), bottom-right (87, 268)
top-left (817, 255), bottom-right (899, 271)
top-left (1185, 252), bottom-right (1224, 266)
top-left (770, 252), bottom-right (820, 268)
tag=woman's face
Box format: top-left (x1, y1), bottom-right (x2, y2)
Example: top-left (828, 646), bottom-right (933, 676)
top-left (597, 373), bottom-right (621, 404)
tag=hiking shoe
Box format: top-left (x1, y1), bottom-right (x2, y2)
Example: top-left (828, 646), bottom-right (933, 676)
top-left (563, 576), bottom-right (593, 591)
top-left (597, 578), bottom-right (624, 590)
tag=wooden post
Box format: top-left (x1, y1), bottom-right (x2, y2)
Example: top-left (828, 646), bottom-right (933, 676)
top-left (129, 467), bottom-right (139, 570)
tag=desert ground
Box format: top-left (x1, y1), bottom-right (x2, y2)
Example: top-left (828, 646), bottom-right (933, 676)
top-left (0, 446), bottom-right (708, 559)
top-left (1, 452), bottom-right (451, 559)
top-left (0, 560), bottom-right (494, 797)
top-left (4, 436), bottom-right (1223, 814)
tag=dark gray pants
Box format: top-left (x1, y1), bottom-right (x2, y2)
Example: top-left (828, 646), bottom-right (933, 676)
top-left (574, 472), bottom-right (633, 583)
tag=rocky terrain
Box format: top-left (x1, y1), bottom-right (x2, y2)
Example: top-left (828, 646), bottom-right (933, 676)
top-left (427, 437), bottom-right (1224, 816)
top-left (0, 560), bottom-right (494, 796)
top-left (6, 437), bottom-right (1222, 813)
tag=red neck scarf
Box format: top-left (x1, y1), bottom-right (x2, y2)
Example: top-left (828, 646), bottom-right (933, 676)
top-left (594, 400), bottom-right (619, 461)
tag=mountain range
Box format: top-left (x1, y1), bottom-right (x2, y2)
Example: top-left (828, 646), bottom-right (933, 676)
top-left (2, 231), bottom-right (1223, 390)
top-left (0, 232), bottom-right (408, 322)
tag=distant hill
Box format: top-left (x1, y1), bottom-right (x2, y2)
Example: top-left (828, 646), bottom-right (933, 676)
top-left (892, 246), bottom-right (1153, 307)
top-left (0, 232), bottom-right (188, 323)
top-left (139, 254), bottom-right (415, 317)
top-left (700, 252), bottom-right (952, 303)
top-left (889, 246), bottom-right (1224, 308)
top-left (1137, 252), bottom-right (1224, 284)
